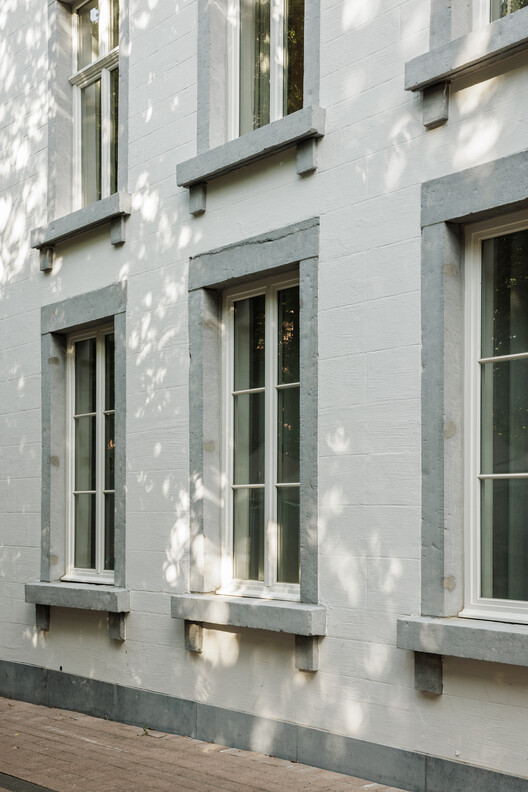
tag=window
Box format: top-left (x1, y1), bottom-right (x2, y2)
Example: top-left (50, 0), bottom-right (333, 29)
top-left (221, 277), bottom-right (300, 599)
top-left (71, 0), bottom-right (119, 209)
top-left (228, 0), bottom-right (304, 139)
top-left (490, 0), bottom-right (528, 19)
top-left (464, 217), bottom-right (528, 623)
top-left (64, 326), bottom-right (116, 583)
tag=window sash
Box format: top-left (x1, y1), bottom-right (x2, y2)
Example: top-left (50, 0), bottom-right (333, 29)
top-left (65, 325), bottom-right (115, 583)
top-left (220, 275), bottom-right (300, 600)
top-left (463, 214), bottom-right (528, 623)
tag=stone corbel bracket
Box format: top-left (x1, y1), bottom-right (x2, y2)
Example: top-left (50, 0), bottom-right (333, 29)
top-left (31, 192), bottom-right (132, 272)
top-left (25, 582), bottom-right (131, 642)
top-left (171, 593), bottom-right (326, 672)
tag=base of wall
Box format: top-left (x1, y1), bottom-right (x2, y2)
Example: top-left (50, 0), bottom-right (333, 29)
top-left (1, 660), bottom-right (526, 792)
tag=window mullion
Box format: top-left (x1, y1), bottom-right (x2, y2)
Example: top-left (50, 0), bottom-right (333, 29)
top-left (270, 0), bottom-right (284, 123)
top-left (99, 0), bottom-right (110, 55)
top-left (100, 68), bottom-right (111, 198)
top-left (265, 286), bottom-right (277, 588)
top-left (227, 0), bottom-right (240, 140)
top-left (67, 341), bottom-right (76, 575)
top-left (96, 332), bottom-right (105, 574)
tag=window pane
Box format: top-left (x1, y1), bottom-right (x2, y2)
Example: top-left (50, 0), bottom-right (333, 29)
top-left (240, 0), bottom-right (270, 134)
top-left (278, 286), bottom-right (299, 384)
top-left (81, 80), bottom-right (102, 207)
top-left (75, 338), bottom-right (96, 414)
top-left (75, 416), bottom-right (96, 491)
top-left (284, 0), bottom-right (304, 117)
top-left (105, 413), bottom-right (115, 490)
top-left (105, 333), bottom-right (115, 410)
top-left (234, 392), bottom-right (265, 484)
top-left (490, 0), bottom-right (528, 20)
top-left (77, 0), bottom-right (99, 70)
top-left (75, 493), bottom-right (96, 569)
top-left (105, 492), bottom-right (115, 570)
top-left (277, 486), bottom-right (299, 583)
top-left (481, 478), bottom-right (528, 600)
top-left (233, 487), bottom-right (264, 580)
top-left (481, 230), bottom-right (528, 358)
top-left (110, 0), bottom-right (119, 49)
top-left (481, 359), bottom-right (528, 475)
top-left (277, 386), bottom-right (299, 482)
top-left (110, 68), bottom-right (119, 195)
top-left (234, 294), bottom-right (265, 391)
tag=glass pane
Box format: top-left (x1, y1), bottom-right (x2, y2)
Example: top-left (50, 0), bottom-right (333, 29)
top-left (277, 386), bottom-right (300, 482)
top-left (234, 392), bottom-right (265, 484)
top-left (233, 487), bottom-right (264, 580)
top-left (110, 69), bottom-right (119, 195)
top-left (105, 333), bottom-right (115, 410)
top-left (490, 0), bottom-right (528, 20)
top-left (75, 416), bottom-right (96, 491)
top-left (481, 229), bottom-right (528, 358)
top-left (481, 359), bottom-right (528, 475)
top-left (234, 294), bottom-right (265, 391)
top-left (284, 0), bottom-right (304, 117)
top-left (110, 0), bottom-right (119, 49)
top-left (105, 413), bottom-right (115, 490)
top-left (77, 0), bottom-right (99, 70)
top-left (75, 338), bottom-right (96, 414)
top-left (240, 0), bottom-right (270, 134)
top-left (75, 493), bottom-right (96, 569)
top-left (278, 285), bottom-right (299, 384)
top-left (481, 478), bottom-right (528, 600)
top-left (81, 80), bottom-right (102, 207)
top-left (277, 486), bottom-right (299, 583)
top-left (105, 492), bottom-right (115, 570)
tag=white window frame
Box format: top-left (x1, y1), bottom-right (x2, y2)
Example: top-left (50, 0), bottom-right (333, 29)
top-left (463, 212), bottom-right (528, 624)
top-left (70, 0), bottom-right (119, 210)
top-left (63, 324), bottom-right (115, 584)
top-left (219, 273), bottom-right (301, 601)
top-left (227, 0), bottom-right (288, 141)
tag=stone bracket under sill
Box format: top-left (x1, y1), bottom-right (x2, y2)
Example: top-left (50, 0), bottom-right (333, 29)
top-left (171, 593), bottom-right (326, 672)
top-left (404, 8), bottom-right (528, 129)
top-left (176, 106), bottom-right (326, 216)
top-left (397, 615), bottom-right (528, 695)
top-left (31, 192), bottom-right (132, 273)
top-left (25, 582), bottom-right (131, 641)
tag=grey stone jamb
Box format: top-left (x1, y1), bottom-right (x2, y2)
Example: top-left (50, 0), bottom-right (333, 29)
top-left (407, 5), bottom-right (528, 127)
top-left (32, 283), bottom-right (127, 636)
top-left (186, 219), bottom-right (320, 667)
top-left (401, 148), bottom-right (528, 690)
top-left (41, 1), bottom-right (130, 265)
top-left (3, 660), bottom-right (528, 792)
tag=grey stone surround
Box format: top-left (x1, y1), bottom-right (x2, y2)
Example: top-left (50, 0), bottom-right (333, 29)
top-left (2, 660), bottom-right (528, 792)
top-left (398, 149), bottom-right (528, 692)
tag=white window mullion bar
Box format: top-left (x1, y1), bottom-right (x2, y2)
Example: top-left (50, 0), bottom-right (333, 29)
top-left (100, 68), bottom-right (111, 199)
top-left (72, 86), bottom-right (82, 211)
top-left (227, 0), bottom-right (240, 140)
top-left (270, 0), bottom-right (285, 122)
top-left (66, 342), bottom-right (76, 574)
top-left (264, 286), bottom-right (277, 587)
top-left (99, 0), bottom-right (110, 55)
top-left (96, 332), bottom-right (106, 574)
top-left (224, 299), bottom-right (235, 585)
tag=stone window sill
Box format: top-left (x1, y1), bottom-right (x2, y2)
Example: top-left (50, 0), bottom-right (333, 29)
top-left (171, 593), bottom-right (326, 671)
top-left (31, 192), bottom-right (132, 272)
top-left (25, 582), bottom-right (130, 641)
top-left (176, 106), bottom-right (326, 216)
top-left (405, 8), bottom-right (528, 128)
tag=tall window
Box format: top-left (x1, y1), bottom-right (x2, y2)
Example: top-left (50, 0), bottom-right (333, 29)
top-left (71, 0), bottom-right (119, 208)
top-left (465, 219), bottom-right (528, 622)
top-left (223, 277), bottom-right (300, 598)
top-left (65, 327), bottom-right (115, 582)
top-left (228, 0), bottom-right (304, 139)
top-left (490, 0), bottom-right (528, 19)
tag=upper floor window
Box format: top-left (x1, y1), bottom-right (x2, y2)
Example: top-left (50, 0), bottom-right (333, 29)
top-left (71, 0), bottom-right (119, 208)
top-left (228, 0), bottom-right (304, 139)
top-left (490, 0), bottom-right (528, 19)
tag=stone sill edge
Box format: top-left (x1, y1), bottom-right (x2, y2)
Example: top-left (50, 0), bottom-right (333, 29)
top-left (405, 10), bottom-right (528, 92)
top-left (176, 106), bottom-right (326, 189)
top-left (397, 615), bottom-right (528, 667)
top-left (30, 192), bottom-right (132, 251)
top-left (25, 582), bottom-right (131, 614)
top-left (171, 593), bottom-right (327, 637)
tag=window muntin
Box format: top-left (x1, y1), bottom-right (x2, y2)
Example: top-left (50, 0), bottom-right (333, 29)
top-left (71, 0), bottom-right (119, 209)
top-left (222, 276), bottom-right (300, 598)
top-left (464, 217), bottom-right (528, 623)
top-left (65, 326), bottom-right (115, 583)
top-left (228, 0), bottom-right (304, 140)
